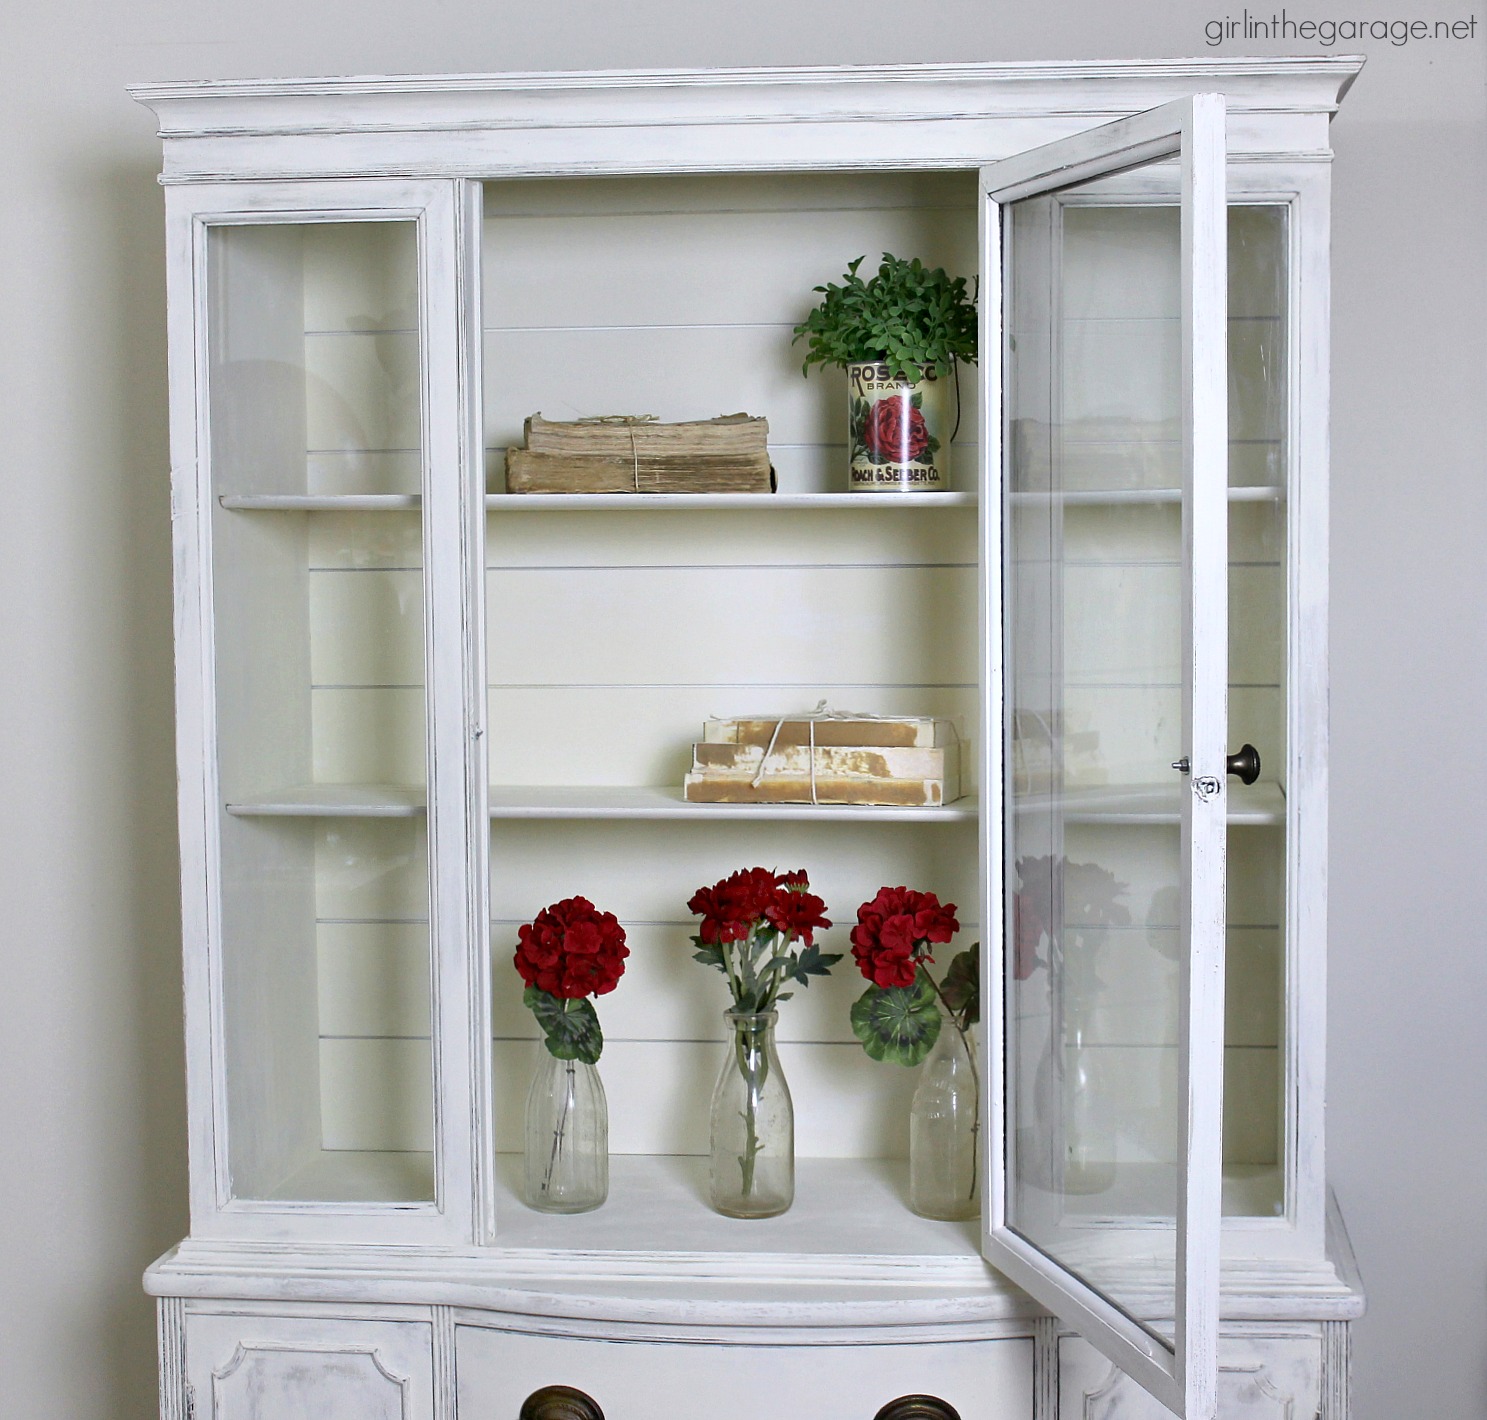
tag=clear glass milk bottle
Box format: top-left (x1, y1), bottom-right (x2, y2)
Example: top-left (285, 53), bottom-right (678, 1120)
top-left (709, 1009), bottom-right (793, 1218)
top-left (909, 1024), bottom-right (980, 1221)
top-left (524, 1048), bottom-right (608, 1214)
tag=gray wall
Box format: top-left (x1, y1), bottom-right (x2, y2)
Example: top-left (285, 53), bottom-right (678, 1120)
top-left (1, 3), bottom-right (1481, 1417)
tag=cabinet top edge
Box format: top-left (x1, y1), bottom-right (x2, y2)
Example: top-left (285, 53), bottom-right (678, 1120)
top-left (129, 55), bottom-right (1365, 129)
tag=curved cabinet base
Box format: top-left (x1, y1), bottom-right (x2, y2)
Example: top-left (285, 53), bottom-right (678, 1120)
top-left (162, 1302), bottom-right (1352, 1420)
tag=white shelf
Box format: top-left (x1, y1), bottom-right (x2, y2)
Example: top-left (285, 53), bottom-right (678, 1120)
top-left (486, 491), bottom-right (977, 511)
top-left (1015, 781), bottom-right (1284, 825)
top-left (219, 493), bottom-right (422, 511)
top-left (217, 488), bottom-right (1278, 512)
top-left (492, 1154), bottom-right (983, 1266)
top-left (265, 1150), bottom-right (436, 1204)
top-left (221, 782), bottom-right (1279, 825)
top-left (487, 784), bottom-right (974, 822)
top-left (223, 783), bottom-right (969, 821)
top-left (1009, 486), bottom-right (1284, 507)
top-left (225, 784), bottom-right (426, 817)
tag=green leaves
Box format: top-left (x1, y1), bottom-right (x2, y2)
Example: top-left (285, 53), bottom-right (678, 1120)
top-left (940, 946), bottom-right (980, 1030)
top-left (785, 942), bottom-right (844, 988)
top-left (793, 252), bottom-right (979, 380)
top-left (691, 939), bottom-right (728, 974)
top-left (850, 972), bottom-right (942, 1066)
top-left (525, 986), bottom-right (604, 1064)
top-left (693, 926), bottom-right (841, 1015)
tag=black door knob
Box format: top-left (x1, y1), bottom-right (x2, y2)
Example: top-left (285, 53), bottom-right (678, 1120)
top-left (1225, 743), bottom-right (1261, 785)
top-left (520, 1386), bottom-right (604, 1420)
top-left (874, 1397), bottom-right (962, 1420)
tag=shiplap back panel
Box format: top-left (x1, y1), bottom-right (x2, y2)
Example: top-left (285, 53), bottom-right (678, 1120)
top-left (288, 187), bottom-right (1287, 1185)
top-left (219, 815), bottom-right (323, 1197)
top-left (301, 222), bottom-right (421, 495)
top-left (486, 818), bottom-right (978, 1157)
top-left (482, 172), bottom-right (980, 494)
top-left (210, 220), bottom-right (436, 1189)
top-left (313, 817), bottom-right (435, 1163)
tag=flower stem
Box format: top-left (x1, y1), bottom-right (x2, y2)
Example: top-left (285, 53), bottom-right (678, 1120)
top-left (541, 1057), bottom-right (575, 1196)
top-left (733, 1020), bottom-right (768, 1198)
top-left (927, 972), bottom-right (980, 1203)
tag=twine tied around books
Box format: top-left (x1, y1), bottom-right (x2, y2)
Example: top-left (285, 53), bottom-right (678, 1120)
top-left (746, 702), bottom-right (963, 806)
top-left (752, 700), bottom-right (836, 804)
top-left (574, 414), bottom-right (658, 492)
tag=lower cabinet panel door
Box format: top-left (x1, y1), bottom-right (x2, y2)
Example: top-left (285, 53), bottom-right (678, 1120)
top-left (185, 1312), bottom-right (435, 1420)
top-left (1058, 1334), bottom-right (1321, 1420)
top-left (455, 1327), bottom-right (1032, 1420)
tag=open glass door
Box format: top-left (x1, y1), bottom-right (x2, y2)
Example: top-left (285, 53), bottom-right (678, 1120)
top-left (979, 97), bottom-right (1229, 1418)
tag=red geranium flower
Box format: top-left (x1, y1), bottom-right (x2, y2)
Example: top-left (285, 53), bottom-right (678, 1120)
top-left (850, 885), bottom-right (959, 989)
top-left (514, 896), bottom-right (629, 1000)
top-left (688, 865), bottom-right (780, 944)
top-left (862, 396), bottom-right (932, 463)
top-left (689, 866), bottom-right (841, 1014)
top-left (764, 871), bottom-right (831, 946)
top-left (688, 866), bottom-right (832, 947)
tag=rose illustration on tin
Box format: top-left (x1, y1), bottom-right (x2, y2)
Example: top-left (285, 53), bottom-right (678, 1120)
top-left (851, 387), bottom-right (940, 467)
top-left (862, 396), bottom-right (932, 463)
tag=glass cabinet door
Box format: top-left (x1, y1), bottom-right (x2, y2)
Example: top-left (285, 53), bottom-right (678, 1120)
top-left (979, 97), bottom-right (1230, 1419)
top-left (179, 181), bottom-right (479, 1237)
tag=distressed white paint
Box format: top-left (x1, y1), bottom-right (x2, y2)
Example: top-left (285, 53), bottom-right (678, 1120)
top-left (1058, 1331), bottom-right (1321, 1420)
top-left (138, 57), bottom-right (1359, 1420)
top-left (184, 1312), bottom-right (435, 1420)
top-left (979, 95), bottom-right (1231, 1419)
top-left (456, 1322), bottom-right (1033, 1420)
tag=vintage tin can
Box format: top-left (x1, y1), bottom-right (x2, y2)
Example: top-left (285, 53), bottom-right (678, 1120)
top-left (846, 361), bottom-right (953, 492)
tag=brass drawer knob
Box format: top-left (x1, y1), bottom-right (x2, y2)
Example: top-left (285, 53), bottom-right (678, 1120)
top-left (874, 1396), bottom-right (962, 1420)
top-left (520, 1385), bottom-right (605, 1420)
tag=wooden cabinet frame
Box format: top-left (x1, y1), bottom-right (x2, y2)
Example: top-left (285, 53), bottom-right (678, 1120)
top-left (134, 59), bottom-right (1365, 1420)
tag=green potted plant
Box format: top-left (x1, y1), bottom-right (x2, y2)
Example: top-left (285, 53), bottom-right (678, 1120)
top-left (793, 253), bottom-right (977, 493)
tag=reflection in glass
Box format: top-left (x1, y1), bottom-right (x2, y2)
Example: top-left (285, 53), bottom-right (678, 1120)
top-left (1003, 195), bottom-right (1289, 1333)
top-left (207, 220), bottom-right (434, 1204)
top-left (209, 221), bottom-right (421, 496)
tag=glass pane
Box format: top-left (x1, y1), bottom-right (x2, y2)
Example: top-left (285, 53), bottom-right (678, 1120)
top-left (1005, 191), bottom-right (1186, 1338)
top-left (208, 221), bottom-right (434, 1203)
top-left (1225, 205), bottom-right (1288, 1218)
top-left (209, 222), bottom-right (421, 496)
top-left (1004, 198), bottom-right (1291, 1325)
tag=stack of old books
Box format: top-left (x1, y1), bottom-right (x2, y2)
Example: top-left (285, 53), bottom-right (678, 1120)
top-left (504, 413), bottom-right (774, 494)
top-left (683, 714), bottom-right (962, 807)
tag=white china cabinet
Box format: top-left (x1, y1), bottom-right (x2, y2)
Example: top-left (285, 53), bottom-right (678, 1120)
top-left (133, 58), bottom-right (1364, 1420)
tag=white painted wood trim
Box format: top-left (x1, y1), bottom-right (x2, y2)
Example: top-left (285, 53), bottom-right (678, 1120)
top-left (130, 56), bottom-right (1366, 111)
top-left (978, 94), bottom-right (1232, 1420)
top-left (162, 183), bottom-right (223, 1243)
top-left (1176, 89), bottom-right (1231, 1420)
top-left (1032, 1315), bottom-right (1060, 1420)
top-left (978, 148), bottom-right (1007, 1275)
top-left (128, 59), bottom-right (1363, 185)
top-left (157, 1296), bottom-right (187, 1420)
top-left (980, 99), bottom-right (1182, 204)
top-left (433, 1305), bottom-right (458, 1420)
top-left (172, 177), bottom-right (476, 1247)
top-left (145, 1236), bottom-right (1363, 1320)
top-left (1287, 164), bottom-right (1332, 1254)
top-left (1319, 1320), bottom-right (1351, 1420)
top-left (420, 177), bottom-right (479, 1245)
top-left (455, 177), bottom-right (495, 1248)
